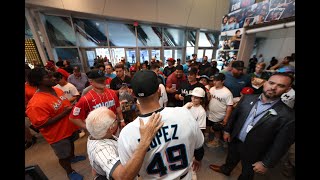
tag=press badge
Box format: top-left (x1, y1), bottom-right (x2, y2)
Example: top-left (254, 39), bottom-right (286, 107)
top-left (246, 125), bottom-right (253, 133)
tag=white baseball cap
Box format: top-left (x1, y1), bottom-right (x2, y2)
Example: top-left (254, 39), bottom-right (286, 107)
top-left (190, 87), bottom-right (205, 97)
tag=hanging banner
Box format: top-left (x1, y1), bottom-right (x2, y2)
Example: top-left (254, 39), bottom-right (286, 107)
top-left (229, 0), bottom-right (256, 13)
top-left (222, 0), bottom-right (295, 32)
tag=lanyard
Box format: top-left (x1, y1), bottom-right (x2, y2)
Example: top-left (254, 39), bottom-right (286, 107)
top-left (250, 102), bottom-right (272, 126)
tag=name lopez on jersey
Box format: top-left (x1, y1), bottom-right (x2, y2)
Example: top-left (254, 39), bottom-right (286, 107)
top-left (138, 124), bottom-right (178, 152)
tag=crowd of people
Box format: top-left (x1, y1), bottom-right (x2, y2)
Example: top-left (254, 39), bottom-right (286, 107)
top-left (25, 53), bottom-right (295, 180)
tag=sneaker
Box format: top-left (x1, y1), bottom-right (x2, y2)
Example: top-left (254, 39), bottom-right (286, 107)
top-left (68, 171), bottom-right (83, 180)
top-left (79, 130), bottom-right (86, 138)
top-left (282, 167), bottom-right (294, 177)
top-left (25, 136), bottom-right (37, 150)
top-left (222, 142), bottom-right (228, 148)
top-left (70, 155), bottom-right (86, 164)
top-left (219, 140), bottom-right (228, 148)
top-left (204, 136), bottom-right (209, 142)
top-left (206, 139), bottom-right (221, 148)
top-left (282, 162), bottom-right (295, 177)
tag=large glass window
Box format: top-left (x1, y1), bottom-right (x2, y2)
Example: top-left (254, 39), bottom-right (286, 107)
top-left (86, 50), bottom-right (96, 67)
top-left (54, 48), bottom-right (82, 69)
top-left (186, 47), bottom-right (194, 61)
top-left (198, 32), bottom-right (216, 47)
top-left (186, 30), bottom-right (196, 47)
top-left (205, 49), bottom-right (213, 60)
top-left (197, 49), bottom-right (204, 60)
top-left (163, 27), bottom-right (185, 47)
top-left (140, 49), bottom-right (149, 62)
top-left (151, 49), bottom-right (160, 60)
top-left (126, 50), bottom-right (136, 64)
top-left (175, 49), bottom-right (183, 60)
top-left (73, 18), bottom-right (108, 47)
top-left (110, 48), bottom-right (125, 63)
top-left (44, 15), bottom-right (76, 46)
top-left (164, 49), bottom-right (173, 66)
top-left (107, 22), bottom-right (144, 47)
top-left (138, 25), bottom-right (162, 47)
top-left (25, 17), bottom-right (33, 39)
top-left (95, 48), bottom-right (110, 60)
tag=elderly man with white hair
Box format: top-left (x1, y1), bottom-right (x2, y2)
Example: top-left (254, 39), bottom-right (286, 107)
top-left (86, 106), bottom-right (163, 180)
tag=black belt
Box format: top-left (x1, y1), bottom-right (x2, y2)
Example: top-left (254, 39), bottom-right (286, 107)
top-left (180, 171), bottom-right (188, 179)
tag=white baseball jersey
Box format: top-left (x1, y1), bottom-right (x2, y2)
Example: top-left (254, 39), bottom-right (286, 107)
top-left (55, 83), bottom-right (79, 101)
top-left (158, 84), bottom-right (168, 107)
top-left (118, 107), bottom-right (204, 180)
top-left (183, 103), bottom-right (206, 129)
top-left (87, 136), bottom-right (120, 179)
top-left (208, 86), bottom-right (233, 122)
top-left (281, 88), bottom-right (295, 109)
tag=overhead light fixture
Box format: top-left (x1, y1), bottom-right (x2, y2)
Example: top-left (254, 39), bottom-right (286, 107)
top-left (245, 21), bottom-right (294, 34)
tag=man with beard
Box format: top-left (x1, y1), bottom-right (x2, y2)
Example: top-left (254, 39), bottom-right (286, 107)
top-left (224, 61), bottom-right (251, 100)
top-left (209, 72), bottom-right (295, 180)
top-left (165, 65), bottom-right (187, 107)
top-left (26, 68), bottom-right (85, 179)
top-left (198, 56), bottom-right (211, 76)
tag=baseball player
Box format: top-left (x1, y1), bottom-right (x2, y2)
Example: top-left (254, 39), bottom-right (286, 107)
top-left (86, 106), bottom-right (163, 180)
top-left (69, 69), bottom-right (125, 130)
top-left (118, 70), bottom-right (204, 180)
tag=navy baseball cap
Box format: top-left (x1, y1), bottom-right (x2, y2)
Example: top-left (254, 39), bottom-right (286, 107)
top-left (188, 67), bottom-right (198, 75)
top-left (214, 73), bottom-right (225, 81)
top-left (231, 60), bottom-right (245, 70)
top-left (87, 70), bottom-right (106, 79)
top-left (176, 65), bottom-right (184, 71)
top-left (131, 70), bottom-right (159, 97)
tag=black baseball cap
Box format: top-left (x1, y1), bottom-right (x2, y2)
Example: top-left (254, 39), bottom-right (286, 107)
top-left (87, 70), bottom-right (106, 79)
top-left (214, 73), bottom-right (225, 81)
top-left (231, 60), bottom-right (245, 70)
top-left (176, 65), bottom-right (183, 71)
top-left (131, 70), bottom-right (159, 98)
top-left (199, 75), bottom-right (210, 80)
top-left (188, 67), bottom-right (198, 75)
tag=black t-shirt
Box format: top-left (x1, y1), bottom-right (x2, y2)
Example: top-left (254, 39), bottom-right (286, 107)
top-left (56, 61), bottom-right (63, 68)
top-left (63, 66), bottom-right (73, 74)
top-left (163, 66), bottom-right (176, 77)
top-left (199, 62), bottom-right (211, 75)
top-left (203, 67), bottom-right (220, 77)
top-left (176, 82), bottom-right (206, 107)
top-left (110, 75), bottom-right (131, 90)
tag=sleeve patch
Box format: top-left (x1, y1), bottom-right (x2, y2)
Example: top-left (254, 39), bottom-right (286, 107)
top-left (73, 107), bottom-right (81, 116)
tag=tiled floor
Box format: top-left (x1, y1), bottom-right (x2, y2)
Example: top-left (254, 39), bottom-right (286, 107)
top-left (25, 132), bottom-right (295, 180)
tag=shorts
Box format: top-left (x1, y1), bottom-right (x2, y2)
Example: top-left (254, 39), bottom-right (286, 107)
top-left (207, 119), bottom-right (224, 131)
top-left (50, 131), bottom-right (79, 159)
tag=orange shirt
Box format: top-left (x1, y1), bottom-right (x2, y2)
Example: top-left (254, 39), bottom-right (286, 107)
top-left (26, 87), bottom-right (79, 144)
top-left (25, 83), bottom-right (37, 107)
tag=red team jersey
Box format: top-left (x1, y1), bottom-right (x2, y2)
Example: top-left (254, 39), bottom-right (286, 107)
top-left (70, 88), bottom-right (120, 121)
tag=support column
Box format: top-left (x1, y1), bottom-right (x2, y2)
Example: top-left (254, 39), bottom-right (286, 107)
top-left (33, 11), bottom-right (55, 61)
top-left (237, 30), bottom-right (256, 68)
top-left (25, 8), bottom-right (48, 66)
top-left (194, 29), bottom-right (200, 54)
top-left (70, 15), bottom-right (85, 72)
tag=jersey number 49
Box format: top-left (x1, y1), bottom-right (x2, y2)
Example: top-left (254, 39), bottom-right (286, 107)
top-left (146, 144), bottom-right (188, 177)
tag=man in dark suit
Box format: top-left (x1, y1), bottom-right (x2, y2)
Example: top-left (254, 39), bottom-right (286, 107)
top-left (209, 72), bottom-right (295, 180)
